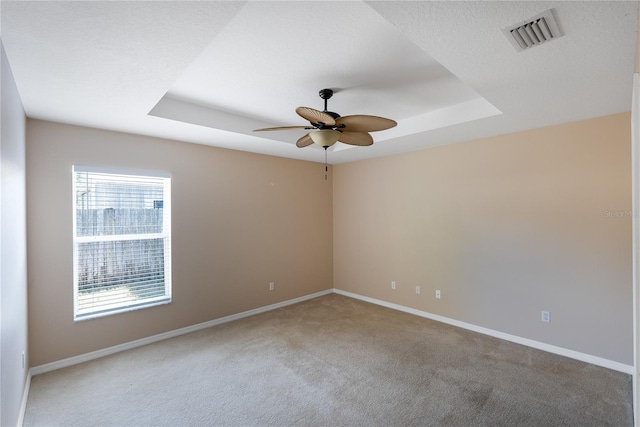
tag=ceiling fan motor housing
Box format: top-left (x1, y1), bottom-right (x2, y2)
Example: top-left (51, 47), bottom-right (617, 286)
top-left (319, 112), bottom-right (341, 126)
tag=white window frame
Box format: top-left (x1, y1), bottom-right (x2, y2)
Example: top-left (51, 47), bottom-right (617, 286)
top-left (72, 166), bottom-right (172, 321)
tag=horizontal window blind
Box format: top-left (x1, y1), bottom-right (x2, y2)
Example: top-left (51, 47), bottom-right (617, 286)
top-left (73, 167), bottom-right (171, 320)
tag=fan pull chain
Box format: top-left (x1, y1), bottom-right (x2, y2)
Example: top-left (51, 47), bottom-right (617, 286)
top-left (324, 147), bottom-right (328, 181)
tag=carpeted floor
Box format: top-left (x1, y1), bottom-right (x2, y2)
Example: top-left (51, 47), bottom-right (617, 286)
top-left (24, 294), bottom-right (632, 426)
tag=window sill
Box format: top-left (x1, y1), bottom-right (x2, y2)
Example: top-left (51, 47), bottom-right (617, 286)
top-left (74, 297), bottom-right (171, 322)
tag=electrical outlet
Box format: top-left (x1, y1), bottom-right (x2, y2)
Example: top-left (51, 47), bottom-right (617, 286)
top-left (541, 310), bottom-right (550, 323)
top-left (269, 282), bottom-right (275, 291)
top-left (435, 290), bottom-right (441, 299)
top-left (391, 281), bottom-right (396, 290)
top-left (415, 286), bottom-right (421, 295)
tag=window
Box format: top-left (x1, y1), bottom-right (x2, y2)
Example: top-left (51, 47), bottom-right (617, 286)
top-left (73, 166), bottom-right (171, 320)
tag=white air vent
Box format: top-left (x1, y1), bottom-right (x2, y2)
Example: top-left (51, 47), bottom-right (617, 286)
top-left (502, 9), bottom-right (562, 52)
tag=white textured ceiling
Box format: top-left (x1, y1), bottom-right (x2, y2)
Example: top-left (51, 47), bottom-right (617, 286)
top-left (1, 1), bottom-right (638, 164)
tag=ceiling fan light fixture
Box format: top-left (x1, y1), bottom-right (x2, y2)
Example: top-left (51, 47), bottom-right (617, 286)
top-left (309, 130), bottom-right (341, 148)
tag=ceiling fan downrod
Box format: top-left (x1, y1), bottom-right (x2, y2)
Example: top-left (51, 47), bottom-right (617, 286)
top-left (318, 88), bottom-right (341, 121)
top-left (319, 88), bottom-right (333, 112)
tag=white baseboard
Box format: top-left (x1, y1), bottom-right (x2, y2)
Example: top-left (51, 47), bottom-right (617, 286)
top-left (30, 287), bottom-right (632, 377)
top-left (17, 370), bottom-right (31, 426)
top-left (31, 289), bottom-right (333, 376)
top-left (334, 288), bottom-right (633, 375)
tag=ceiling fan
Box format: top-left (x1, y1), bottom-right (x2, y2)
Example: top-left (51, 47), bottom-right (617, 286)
top-left (254, 88), bottom-right (397, 149)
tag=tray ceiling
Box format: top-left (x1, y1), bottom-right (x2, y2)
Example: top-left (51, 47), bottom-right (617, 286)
top-left (1, 1), bottom-right (637, 164)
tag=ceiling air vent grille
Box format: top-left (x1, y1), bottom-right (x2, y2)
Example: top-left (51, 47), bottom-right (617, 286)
top-left (502, 9), bottom-right (562, 52)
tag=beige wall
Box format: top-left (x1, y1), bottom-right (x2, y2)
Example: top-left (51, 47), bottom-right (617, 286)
top-left (334, 113), bottom-right (632, 365)
top-left (27, 112), bottom-right (633, 367)
top-left (26, 120), bottom-right (333, 366)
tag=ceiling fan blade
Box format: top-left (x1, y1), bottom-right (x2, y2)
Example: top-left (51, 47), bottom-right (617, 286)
top-left (253, 126), bottom-right (310, 132)
top-left (296, 133), bottom-right (314, 148)
top-left (336, 115), bottom-right (397, 132)
top-left (296, 107), bottom-right (336, 126)
top-left (338, 131), bottom-right (373, 146)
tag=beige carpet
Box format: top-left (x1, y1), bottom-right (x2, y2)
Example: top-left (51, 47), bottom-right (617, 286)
top-left (24, 294), bottom-right (632, 426)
